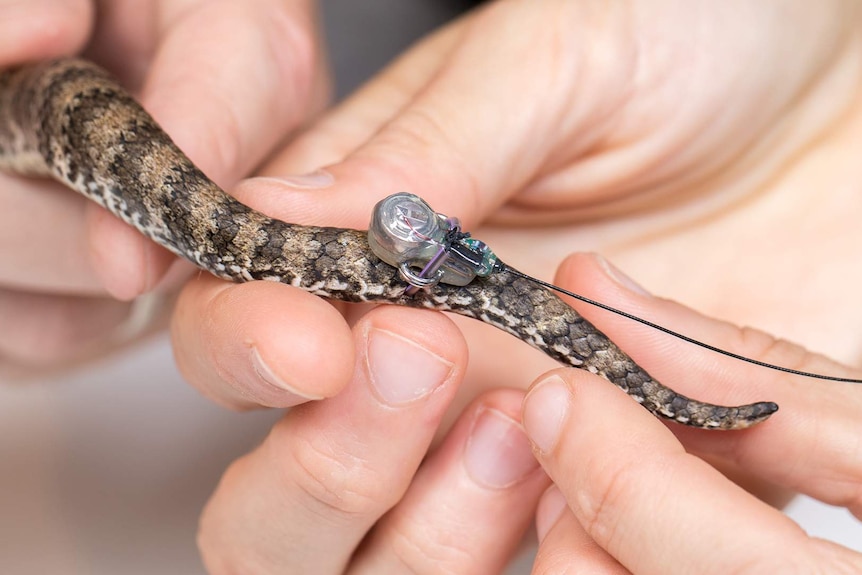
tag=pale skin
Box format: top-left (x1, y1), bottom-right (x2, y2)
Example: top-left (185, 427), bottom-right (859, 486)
top-left (197, 254), bottom-right (862, 573)
top-left (3, 0), bottom-right (862, 573)
top-left (0, 0), bottom-right (328, 366)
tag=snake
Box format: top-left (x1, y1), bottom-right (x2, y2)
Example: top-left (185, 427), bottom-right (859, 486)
top-left (0, 58), bottom-right (778, 430)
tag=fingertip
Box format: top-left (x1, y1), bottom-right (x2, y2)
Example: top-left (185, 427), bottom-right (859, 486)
top-left (0, 0), bottom-right (93, 66)
top-left (174, 277), bottom-right (354, 409)
top-left (242, 284), bottom-right (354, 403)
top-left (522, 366), bottom-right (668, 463)
top-left (255, 120), bottom-right (496, 230)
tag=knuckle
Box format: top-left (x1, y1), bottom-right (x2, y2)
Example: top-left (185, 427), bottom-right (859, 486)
top-left (532, 546), bottom-right (581, 575)
top-left (733, 325), bottom-right (860, 385)
top-left (734, 326), bottom-right (815, 376)
top-left (577, 456), bottom-right (638, 548)
top-left (739, 326), bottom-right (807, 364)
top-left (375, 107), bottom-right (484, 217)
top-left (196, 459), bottom-right (272, 575)
top-left (278, 425), bottom-right (396, 519)
top-left (386, 513), bottom-right (476, 574)
top-left (386, 106), bottom-right (454, 156)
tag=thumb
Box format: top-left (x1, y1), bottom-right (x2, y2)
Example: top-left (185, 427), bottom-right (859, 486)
top-left (245, 0), bottom-right (635, 230)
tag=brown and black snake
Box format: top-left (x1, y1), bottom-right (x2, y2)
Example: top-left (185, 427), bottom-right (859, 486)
top-left (0, 58), bottom-right (778, 429)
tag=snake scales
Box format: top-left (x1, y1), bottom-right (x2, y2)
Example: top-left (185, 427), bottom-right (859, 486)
top-left (0, 58), bottom-right (777, 430)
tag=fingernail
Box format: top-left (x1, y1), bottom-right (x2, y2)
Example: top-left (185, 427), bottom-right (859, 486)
top-left (464, 407), bottom-right (539, 489)
top-left (366, 328), bottom-right (452, 406)
top-left (535, 486), bottom-right (567, 541)
top-left (251, 347), bottom-right (324, 403)
top-left (523, 375), bottom-right (571, 454)
top-left (268, 169), bottom-right (335, 190)
top-left (594, 254), bottom-right (650, 296)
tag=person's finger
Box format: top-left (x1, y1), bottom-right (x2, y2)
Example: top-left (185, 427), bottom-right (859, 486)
top-left (348, 389), bottom-right (547, 574)
top-left (245, 0), bottom-right (634, 230)
top-left (171, 273), bottom-right (354, 410)
top-left (0, 287), bottom-right (133, 366)
top-left (258, 11), bottom-right (469, 177)
top-left (83, 0), bottom-right (157, 91)
top-left (90, 0), bottom-right (329, 299)
top-left (197, 305), bottom-right (467, 574)
top-left (554, 252), bottom-right (862, 516)
top-left (533, 486), bottom-right (631, 575)
top-left (0, 0), bottom-right (93, 66)
top-left (230, 14), bottom-right (469, 229)
top-left (521, 367), bottom-right (862, 574)
top-left (0, 1), bottom-right (103, 295)
top-left (0, 1), bottom-right (149, 301)
top-left (169, 163), bottom-right (379, 411)
top-left (0, 174), bottom-right (104, 294)
top-left (145, 0), bottom-right (328, 186)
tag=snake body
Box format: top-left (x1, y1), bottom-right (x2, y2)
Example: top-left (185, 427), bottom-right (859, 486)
top-left (0, 58), bottom-right (777, 429)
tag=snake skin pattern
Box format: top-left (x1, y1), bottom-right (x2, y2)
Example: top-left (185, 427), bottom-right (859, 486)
top-left (0, 58), bottom-right (778, 429)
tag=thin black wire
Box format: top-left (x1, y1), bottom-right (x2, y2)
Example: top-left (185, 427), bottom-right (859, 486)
top-left (503, 266), bottom-right (862, 384)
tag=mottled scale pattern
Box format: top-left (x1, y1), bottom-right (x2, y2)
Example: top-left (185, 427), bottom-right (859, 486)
top-left (0, 58), bottom-right (778, 429)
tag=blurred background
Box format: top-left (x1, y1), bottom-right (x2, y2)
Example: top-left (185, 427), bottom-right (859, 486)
top-left (1, 1), bottom-right (859, 573)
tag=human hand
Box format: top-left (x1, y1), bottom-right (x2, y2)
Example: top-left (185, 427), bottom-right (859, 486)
top-left (167, 1), bottom-right (862, 570)
top-left (170, 0), bottom-right (862, 414)
top-left (196, 304), bottom-right (551, 573)
top-left (525, 254), bottom-right (862, 573)
top-left (0, 0), bottom-right (328, 370)
top-left (195, 250), bottom-right (862, 574)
